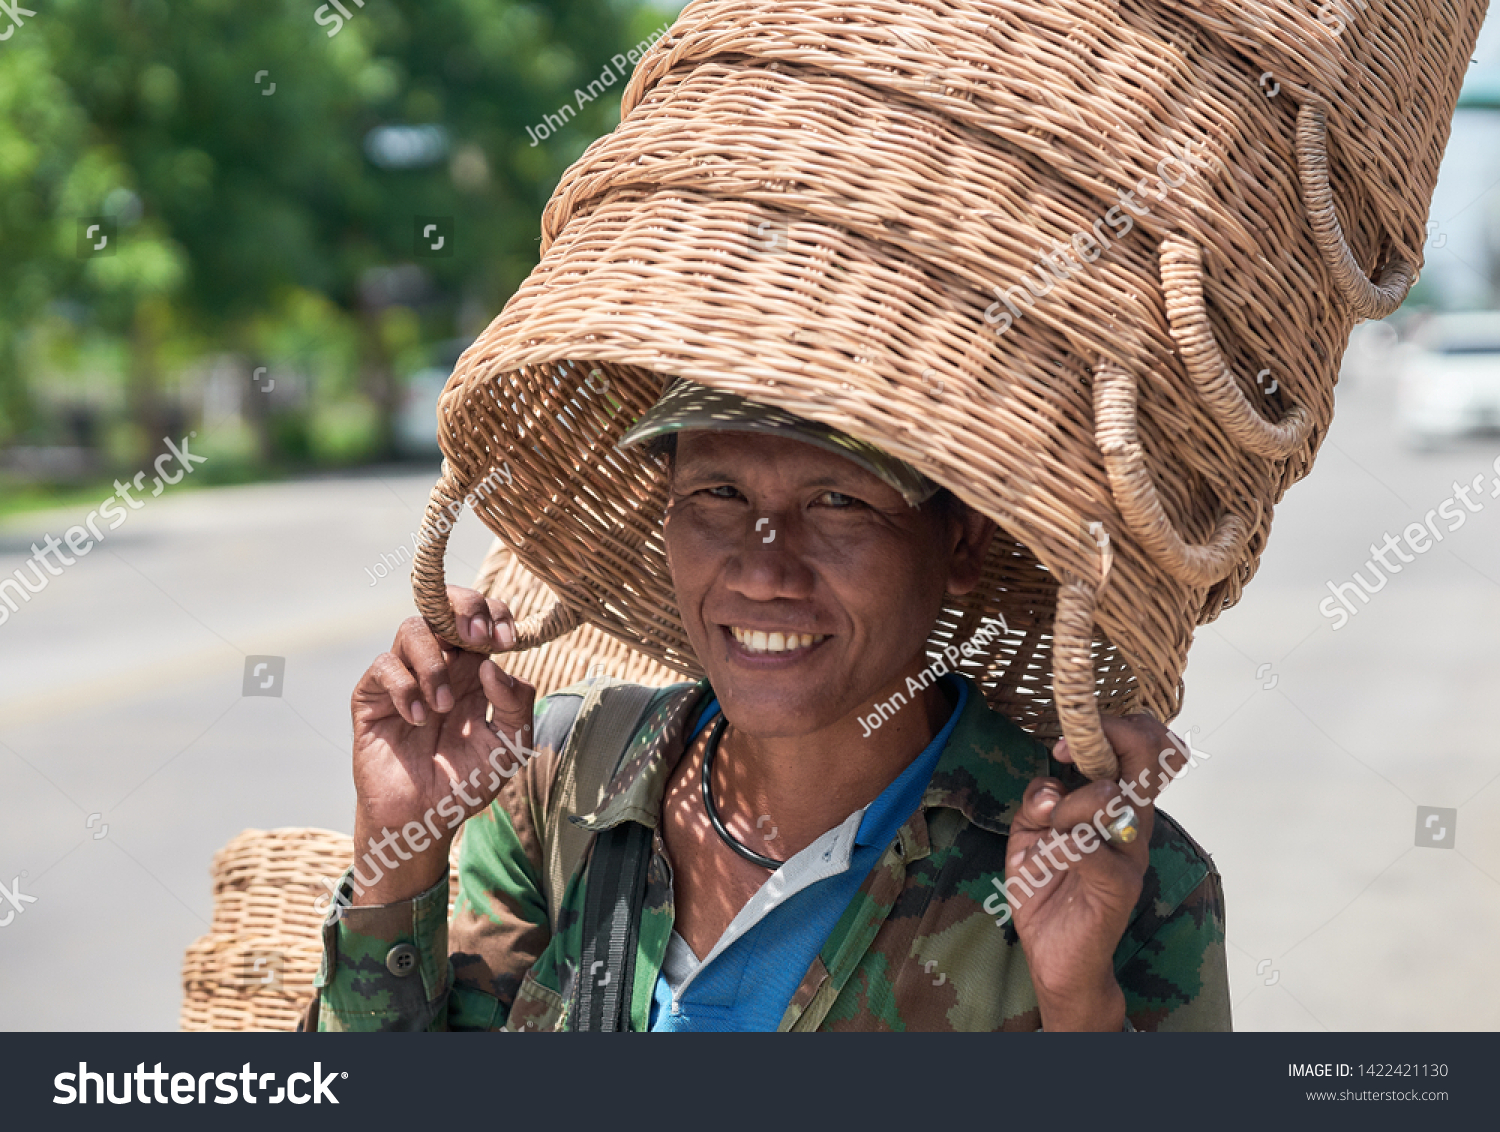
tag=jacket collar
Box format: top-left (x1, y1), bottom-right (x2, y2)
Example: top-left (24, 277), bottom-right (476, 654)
top-left (919, 674), bottom-right (1054, 835)
top-left (574, 682), bottom-right (709, 833)
top-left (575, 675), bottom-right (1052, 835)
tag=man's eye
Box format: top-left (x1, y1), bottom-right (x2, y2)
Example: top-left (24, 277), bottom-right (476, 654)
top-left (815, 490), bottom-right (861, 508)
top-left (703, 485), bottom-right (742, 500)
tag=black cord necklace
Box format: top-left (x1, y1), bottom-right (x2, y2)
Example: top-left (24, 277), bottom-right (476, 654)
top-left (701, 715), bottom-right (784, 870)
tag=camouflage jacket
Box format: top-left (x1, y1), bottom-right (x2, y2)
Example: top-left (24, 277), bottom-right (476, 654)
top-left (313, 675), bottom-right (1230, 1031)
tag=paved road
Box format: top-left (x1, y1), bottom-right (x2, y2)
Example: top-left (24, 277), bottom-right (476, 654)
top-left (0, 358), bottom-right (1497, 1031)
top-left (1164, 349), bottom-right (1500, 1033)
top-left (0, 461), bottom-right (497, 1030)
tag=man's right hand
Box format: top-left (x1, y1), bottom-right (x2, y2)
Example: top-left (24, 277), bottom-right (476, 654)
top-left (346, 585), bottom-right (536, 906)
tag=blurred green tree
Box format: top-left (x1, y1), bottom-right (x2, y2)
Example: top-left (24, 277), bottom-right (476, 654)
top-left (0, 0), bottom-right (666, 463)
top-left (0, 25), bottom-right (92, 444)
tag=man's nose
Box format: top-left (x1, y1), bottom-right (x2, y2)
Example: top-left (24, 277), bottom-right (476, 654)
top-left (725, 511), bottom-right (813, 600)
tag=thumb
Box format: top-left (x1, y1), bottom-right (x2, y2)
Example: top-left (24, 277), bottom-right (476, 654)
top-left (478, 658), bottom-right (535, 729)
top-left (1010, 777), bottom-right (1065, 842)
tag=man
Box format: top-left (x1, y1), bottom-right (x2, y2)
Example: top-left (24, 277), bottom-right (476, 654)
top-left (310, 380), bottom-right (1228, 1031)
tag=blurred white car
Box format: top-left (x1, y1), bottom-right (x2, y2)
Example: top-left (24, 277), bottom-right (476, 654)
top-left (1396, 311), bottom-right (1500, 448)
top-left (395, 339), bottom-right (472, 458)
top-left (395, 367), bottom-right (450, 457)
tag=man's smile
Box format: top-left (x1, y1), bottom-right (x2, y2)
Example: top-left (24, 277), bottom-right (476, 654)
top-left (725, 625), bottom-right (830, 657)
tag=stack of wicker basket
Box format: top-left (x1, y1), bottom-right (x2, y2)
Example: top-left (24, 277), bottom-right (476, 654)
top-left (180, 828), bottom-right (354, 1032)
top-left (413, 0), bottom-right (1485, 781)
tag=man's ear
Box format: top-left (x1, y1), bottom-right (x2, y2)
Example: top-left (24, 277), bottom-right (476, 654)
top-left (945, 504), bottom-right (996, 597)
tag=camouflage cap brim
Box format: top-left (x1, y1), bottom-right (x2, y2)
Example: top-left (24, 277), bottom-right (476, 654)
top-left (616, 378), bottom-right (940, 507)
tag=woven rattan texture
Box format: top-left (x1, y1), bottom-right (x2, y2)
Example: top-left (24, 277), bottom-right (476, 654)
top-left (475, 538), bottom-right (684, 689)
top-left (179, 829), bottom-right (462, 1032)
top-left (416, 0), bottom-right (1482, 779)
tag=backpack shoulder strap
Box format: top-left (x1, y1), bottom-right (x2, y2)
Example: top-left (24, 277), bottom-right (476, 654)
top-left (572, 818), bottom-right (653, 1031)
top-left (540, 679), bottom-right (671, 933)
top-left (560, 681), bottom-right (709, 1031)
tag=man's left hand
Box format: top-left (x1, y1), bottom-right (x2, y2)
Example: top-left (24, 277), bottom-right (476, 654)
top-left (1005, 715), bottom-right (1189, 1031)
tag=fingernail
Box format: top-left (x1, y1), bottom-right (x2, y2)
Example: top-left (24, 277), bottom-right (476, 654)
top-left (411, 701), bottom-right (427, 724)
top-left (486, 659), bottom-right (515, 688)
top-left (436, 685), bottom-right (454, 712)
top-left (1037, 792), bottom-right (1058, 816)
top-left (495, 620), bottom-right (516, 650)
top-left (469, 615), bottom-right (487, 640)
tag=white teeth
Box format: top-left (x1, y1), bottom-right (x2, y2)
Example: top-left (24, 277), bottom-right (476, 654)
top-left (730, 627), bottom-right (828, 653)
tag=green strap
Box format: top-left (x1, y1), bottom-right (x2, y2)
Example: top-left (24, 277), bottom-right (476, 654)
top-left (540, 679), bottom-right (661, 934)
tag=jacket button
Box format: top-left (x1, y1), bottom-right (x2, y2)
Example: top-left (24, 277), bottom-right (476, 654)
top-left (386, 943), bottom-right (419, 977)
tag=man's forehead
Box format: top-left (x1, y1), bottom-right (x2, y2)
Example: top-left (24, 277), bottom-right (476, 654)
top-left (616, 378), bottom-right (939, 505)
top-left (674, 428), bottom-right (891, 485)
top-left (674, 428), bottom-right (861, 464)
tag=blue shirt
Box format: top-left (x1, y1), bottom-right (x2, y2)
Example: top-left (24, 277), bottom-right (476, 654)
top-left (648, 674), bottom-right (969, 1031)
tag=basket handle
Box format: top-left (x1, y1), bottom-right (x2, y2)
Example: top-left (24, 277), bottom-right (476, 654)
top-left (1296, 98), bottom-right (1414, 320)
top-left (412, 465), bottom-right (583, 651)
top-left (1052, 579), bottom-right (1120, 781)
top-left (1093, 359), bottom-right (1251, 588)
top-left (1159, 236), bottom-right (1314, 460)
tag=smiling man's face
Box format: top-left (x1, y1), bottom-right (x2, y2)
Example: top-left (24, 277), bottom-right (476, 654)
top-left (663, 430), bottom-right (994, 739)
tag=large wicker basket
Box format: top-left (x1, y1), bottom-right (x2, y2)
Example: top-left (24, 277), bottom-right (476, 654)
top-left (411, 0), bottom-right (1486, 780)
